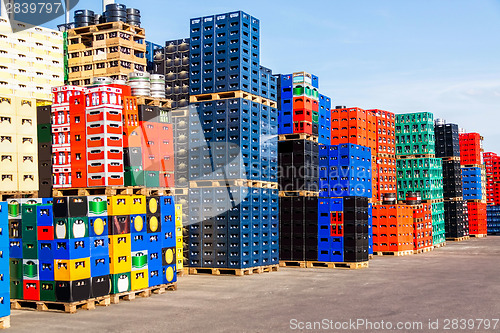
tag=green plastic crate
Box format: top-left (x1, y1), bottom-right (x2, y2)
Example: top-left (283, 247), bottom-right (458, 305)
top-left (40, 281), bottom-right (57, 301)
top-left (395, 112), bottom-right (435, 156)
top-left (10, 279), bottom-right (23, 300)
top-left (37, 124), bottom-right (52, 143)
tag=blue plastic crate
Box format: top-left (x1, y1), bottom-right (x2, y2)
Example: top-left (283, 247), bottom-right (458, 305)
top-left (9, 239), bottom-right (22, 258)
top-left (54, 239), bottom-right (91, 260)
top-left (36, 205), bottom-right (53, 227)
top-left (90, 256), bottom-right (109, 277)
top-left (148, 268), bottom-right (163, 287)
top-left (131, 233), bottom-right (147, 251)
top-left (38, 241), bottom-right (54, 260)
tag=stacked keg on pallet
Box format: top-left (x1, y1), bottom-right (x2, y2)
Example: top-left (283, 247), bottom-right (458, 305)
top-left (434, 120), bottom-right (469, 241)
top-left (396, 112), bottom-right (446, 248)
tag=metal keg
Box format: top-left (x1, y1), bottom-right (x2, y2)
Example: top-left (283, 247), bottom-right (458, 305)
top-left (127, 8), bottom-right (140, 15)
top-left (93, 77), bottom-right (113, 85)
top-left (405, 191), bottom-right (422, 205)
top-left (74, 9), bottom-right (95, 28)
top-left (113, 79), bottom-right (127, 85)
top-left (105, 3), bottom-right (127, 11)
top-left (128, 72), bottom-right (151, 96)
top-left (150, 74), bottom-right (165, 98)
top-left (382, 193), bottom-right (397, 205)
top-left (127, 8), bottom-right (141, 27)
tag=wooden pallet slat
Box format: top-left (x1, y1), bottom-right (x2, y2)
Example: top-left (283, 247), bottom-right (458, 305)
top-left (434, 242), bottom-right (447, 248)
top-left (470, 234), bottom-right (487, 238)
top-left (413, 247), bottom-right (434, 254)
top-left (397, 154), bottom-right (436, 159)
top-left (11, 296), bottom-right (110, 314)
top-left (190, 91), bottom-right (277, 108)
top-left (305, 261), bottom-right (369, 269)
top-left (188, 264), bottom-right (279, 276)
top-left (279, 191), bottom-right (319, 197)
top-left (0, 191), bottom-right (38, 202)
top-left (278, 133), bottom-right (319, 143)
top-left (446, 236), bottom-right (470, 242)
top-left (189, 179), bottom-right (278, 189)
top-left (279, 261), bottom-right (306, 268)
top-left (53, 187), bottom-right (174, 197)
top-left (0, 316), bottom-right (9, 329)
top-left (110, 283), bottom-right (177, 304)
top-left (374, 250), bottom-right (414, 257)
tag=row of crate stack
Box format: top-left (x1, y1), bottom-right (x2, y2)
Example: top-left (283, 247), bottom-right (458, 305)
top-left (276, 85), bottom-right (493, 267)
top-left (8, 195), bottom-right (180, 302)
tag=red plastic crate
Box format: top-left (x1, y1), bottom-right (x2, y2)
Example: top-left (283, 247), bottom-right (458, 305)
top-left (23, 280), bottom-right (40, 301)
top-left (372, 204), bottom-right (414, 253)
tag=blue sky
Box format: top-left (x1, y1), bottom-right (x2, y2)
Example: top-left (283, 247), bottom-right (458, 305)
top-left (41, 0), bottom-right (500, 152)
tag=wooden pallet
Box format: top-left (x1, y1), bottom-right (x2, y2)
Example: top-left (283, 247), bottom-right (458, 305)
top-left (444, 197), bottom-right (464, 201)
top-left (189, 179), bottom-right (278, 189)
top-left (442, 156), bottom-right (461, 161)
top-left (0, 316), bottom-right (9, 329)
top-left (470, 234), bottom-right (487, 238)
top-left (53, 187), bottom-right (173, 197)
top-left (376, 153), bottom-right (396, 158)
top-left (279, 191), bottom-right (319, 197)
top-left (189, 90), bottom-right (277, 108)
top-left (248, 180), bottom-right (279, 189)
top-left (467, 199), bottom-right (487, 203)
top-left (171, 108), bottom-right (188, 117)
top-left (374, 250), bottom-right (414, 257)
top-left (462, 164), bottom-right (485, 169)
top-left (136, 96), bottom-right (171, 108)
top-left (397, 154), bottom-right (435, 159)
top-left (177, 268), bottom-right (189, 277)
top-left (188, 264), bottom-right (279, 276)
top-left (110, 283), bottom-right (177, 304)
top-left (413, 246), bottom-right (434, 254)
top-left (0, 191), bottom-right (38, 201)
top-left (305, 261), bottom-right (369, 269)
top-left (69, 21), bottom-right (145, 36)
top-left (446, 236), bottom-right (470, 242)
top-left (279, 261), bottom-right (306, 268)
top-left (11, 296), bottom-right (110, 314)
top-left (368, 254), bottom-right (374, 260)
top-left (434, 242), bottom-right (447, 248)
top-left (174, 188), bottom-right (189, 196)
top-left (278, 133), bottom-right (319, 143)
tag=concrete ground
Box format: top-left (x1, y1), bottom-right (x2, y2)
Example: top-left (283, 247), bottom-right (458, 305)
top-left (8, 237), bottom-right (500, 333)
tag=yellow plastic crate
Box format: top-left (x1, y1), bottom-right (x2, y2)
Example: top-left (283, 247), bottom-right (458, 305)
top-left (54, 258), bottom-right (91, 281)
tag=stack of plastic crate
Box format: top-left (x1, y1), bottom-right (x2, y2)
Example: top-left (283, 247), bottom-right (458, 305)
top-left (187, 11), bottom-right (279, 272)
top-left (460, 132), bottom-right (487, 237)
top-left (396, 112), bottom-right (445, 247)
top-left (434, 122), bottom-right (468, 241)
